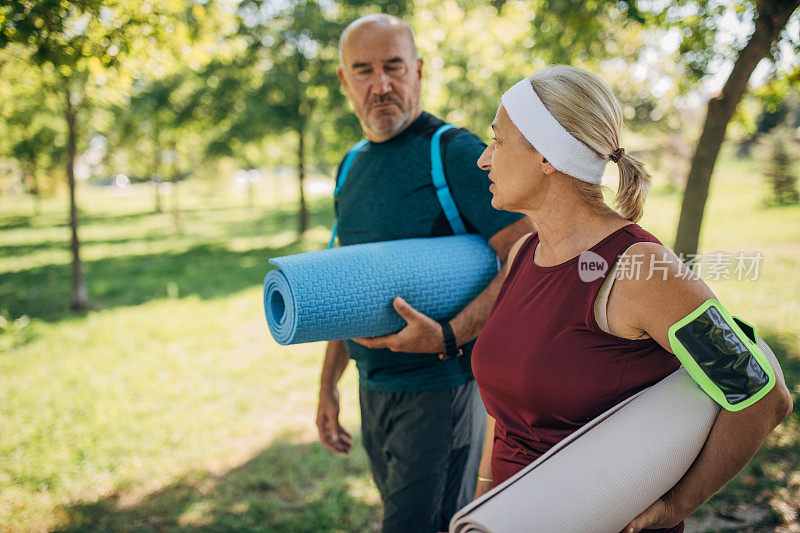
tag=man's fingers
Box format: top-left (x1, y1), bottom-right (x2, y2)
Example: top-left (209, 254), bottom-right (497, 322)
top-left (393, 297), bottom-right (425, 323)
top-left (352, 336), bottom-right (384, 348)
top-left (327, 424), bottom-right (351, 453)
top-left (353, 333), bottom-right (400, 351)
top-left (338, 433), bottom-right (352, 449)
top-left (329, 421), bottom-right (351, 445)
top-left (318, 424), bottom-right (341, 453)
top-left (381, 333), bottom-right (402, 351)
top-left (319, 424), bottom-right (350, 453)
top-left (316, 407), bottom-right (352, 453)
top-left (338, 425), bottom-right (353, 439)
top-left (320, 437), bottom-right (341, 453)
top-left (317, 411), bottom-right (340, 440)
top-left (329, 437), bottom-right (350, 453)
top-left (323, 438), bottom-right (349, 453)
top-left (351, 337), bottom-right (373, 347)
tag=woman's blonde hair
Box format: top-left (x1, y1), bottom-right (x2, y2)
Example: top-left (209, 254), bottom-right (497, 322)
top-left (529, 65), bottom-right (651, 222)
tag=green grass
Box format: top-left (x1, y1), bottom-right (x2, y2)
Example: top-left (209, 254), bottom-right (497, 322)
top-left (1, 179), bottom-right (379, 532)
top-left (1, 150), bottom-right (799, 532)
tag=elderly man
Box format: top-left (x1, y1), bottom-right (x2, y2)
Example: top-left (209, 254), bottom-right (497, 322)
top-left (314, 14), bottom-right (533, 532)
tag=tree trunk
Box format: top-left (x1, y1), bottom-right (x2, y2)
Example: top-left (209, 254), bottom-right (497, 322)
top-left (170, 143), bottom-right (181, 232)
top-left (65, 84), bottom-right (88, 310)
top-left (153, 179), bottom-right (162, 213)
top-left (31, 167), bottom-right (41, 216)
top-left (152, 123), bottom-right (162, 214)
top-left (22, 160), bottom-right (41, 215)
top-left (674, 0), bottom-right (799, 257)
top-left (297, 126), bottom-right (307, 237)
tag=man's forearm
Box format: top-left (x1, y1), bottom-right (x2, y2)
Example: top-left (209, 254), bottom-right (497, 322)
top-left (320, 340), bottom-right (350, 391)
top-left (449, 271), bottom-right (505, 346)
top-left (449, 217), bottom-right (535, 346)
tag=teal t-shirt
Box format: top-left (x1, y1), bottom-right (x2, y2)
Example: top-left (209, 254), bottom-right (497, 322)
top-left (335, 111), bottom-right (523, 393)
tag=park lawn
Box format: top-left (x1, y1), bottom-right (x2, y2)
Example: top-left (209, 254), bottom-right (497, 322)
top-left (1, 149), bottom-right (799, 532)
top-left (1, 181), bottom-right (381, 532)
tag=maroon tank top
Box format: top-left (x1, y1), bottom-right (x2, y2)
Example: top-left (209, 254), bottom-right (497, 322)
top-left (472, 223), bottom-right (683, 532)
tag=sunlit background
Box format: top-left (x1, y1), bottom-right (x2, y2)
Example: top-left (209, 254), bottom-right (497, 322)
top-left (1, 1), bottom-right (799, 531)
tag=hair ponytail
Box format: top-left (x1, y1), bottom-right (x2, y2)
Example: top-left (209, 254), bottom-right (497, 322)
top-left (530, 66), bottom-right (653, 222)
top-left (615, 153), bottom-right (651, 222)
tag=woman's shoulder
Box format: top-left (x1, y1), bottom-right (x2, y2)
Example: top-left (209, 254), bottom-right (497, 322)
top-left (621, 223), bottom-right (663, 246)
top-left (608, 239), bottom-right (716, 345)
top-left (610, 223), bottom-right (670, 269)
top-left (615, 240), bottom-right (688, 291)
top-left (506, 232), bottom-right (537, 271)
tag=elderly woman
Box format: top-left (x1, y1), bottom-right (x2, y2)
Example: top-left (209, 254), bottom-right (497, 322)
top-left (470, 65), bottom-right (792, 533)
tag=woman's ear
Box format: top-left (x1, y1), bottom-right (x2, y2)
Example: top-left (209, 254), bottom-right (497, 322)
top-left (541, 156), bottom-right (556, 175)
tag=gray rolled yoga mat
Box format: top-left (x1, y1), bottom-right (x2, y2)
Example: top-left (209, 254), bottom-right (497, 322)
top-left (450, 339), bottom-right (781, 533)
top-left (263, 235), bottom-right (499, 345)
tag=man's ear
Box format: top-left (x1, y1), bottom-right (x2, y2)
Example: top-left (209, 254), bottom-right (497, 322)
top-left (416, 57), bottom-right (423, 80)
top-left (337, 66), bottom-right (354, 102)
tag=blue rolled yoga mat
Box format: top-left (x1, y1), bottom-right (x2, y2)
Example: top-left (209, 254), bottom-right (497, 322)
top-left (263, 235), bottom-right (500, 345)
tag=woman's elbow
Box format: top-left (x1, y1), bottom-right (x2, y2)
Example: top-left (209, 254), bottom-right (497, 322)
top-left (767, 381), bottom-right (793, 425)
top-left (778, 384), bottom-right (794, 420)
top-left (741, 382), bottom-right (794, 429)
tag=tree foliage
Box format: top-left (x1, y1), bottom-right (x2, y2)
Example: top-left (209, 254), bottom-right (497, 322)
top-left (1, 0), bottom-right (229, 309)
top-left (2, 0), bottom-right (799, 256)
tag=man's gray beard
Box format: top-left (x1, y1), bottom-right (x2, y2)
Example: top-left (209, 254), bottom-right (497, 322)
top-left (366, 110), bottom-right (410, 137)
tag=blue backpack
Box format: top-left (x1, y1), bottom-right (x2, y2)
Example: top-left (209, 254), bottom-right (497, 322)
top-left (329, 124), bottom-right (467, 248)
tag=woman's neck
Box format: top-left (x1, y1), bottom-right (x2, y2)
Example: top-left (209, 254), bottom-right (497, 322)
top-left (522, 178), bottom-right (628, 267)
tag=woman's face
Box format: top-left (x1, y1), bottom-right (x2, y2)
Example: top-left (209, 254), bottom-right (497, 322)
top-left (477, 105), bottom-right (552, 213)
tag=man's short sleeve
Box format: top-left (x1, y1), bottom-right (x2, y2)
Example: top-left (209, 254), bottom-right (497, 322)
top-left (444, 130), bottom-right (524, 241)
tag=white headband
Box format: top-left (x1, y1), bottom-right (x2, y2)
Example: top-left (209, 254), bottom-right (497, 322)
top-left (501, 77), bottom-right (607, 184)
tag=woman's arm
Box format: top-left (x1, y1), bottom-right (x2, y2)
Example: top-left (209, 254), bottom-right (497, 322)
top-left (474, 414), bottom-right (496, 500)
top-left (607, 243), bottom-right (793, 531)
top-left (471, 233), bottom-right (531, 500)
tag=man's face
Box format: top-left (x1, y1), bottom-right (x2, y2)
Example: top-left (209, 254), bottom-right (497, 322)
top-left (338, 23), bottom-right (423, 141)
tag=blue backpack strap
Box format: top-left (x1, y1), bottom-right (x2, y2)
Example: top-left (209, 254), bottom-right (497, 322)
top-left (329, 139), bottom-right (368, 248)
top-left (430, 124), bottom-right (467, 235)
top-left (330, 126), bottom-right (467, 247)
top-left (327, 219), bottom-right (339, 249)
top-left (334, 139), bottom-right (368, 196)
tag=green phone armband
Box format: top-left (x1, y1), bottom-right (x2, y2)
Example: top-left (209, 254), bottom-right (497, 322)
top-left (667, 299), bottom-right (775, 412)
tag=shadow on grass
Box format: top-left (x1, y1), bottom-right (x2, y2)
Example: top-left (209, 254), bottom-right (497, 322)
top-left (0, 241), bottom-right (304, 323)
top-left (79, 204), bottom-right (256, 226)
top-left (0, 200), bottom-right (335, 323)
top-left (692, 331), bottom-right (800, 525)
top-left (0, 203), bottom-right (276, 230)
top-left (0, 215), bottom-right (37, 230)
top-left (1, 236), bottom-right (170, 258)
top-left (55, 437), bottom-right (380, 533)
top-left (0, 199), bottom-right (333, 258)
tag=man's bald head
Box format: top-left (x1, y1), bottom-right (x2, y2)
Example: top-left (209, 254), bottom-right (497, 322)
top-left (337, 13), bottom-right (423, 142)
top-left (339, 14), bottom-right (417, 66)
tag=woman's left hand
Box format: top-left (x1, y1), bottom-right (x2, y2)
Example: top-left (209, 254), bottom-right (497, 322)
top-left (352, 297), bottom-right (445, 354)
top-left (621, 492), bottom-right (683, 533)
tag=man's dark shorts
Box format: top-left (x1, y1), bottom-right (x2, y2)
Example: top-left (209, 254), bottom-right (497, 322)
top-left (360, 380), bottom-right (486, 533)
